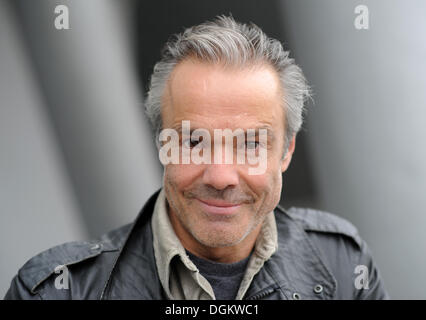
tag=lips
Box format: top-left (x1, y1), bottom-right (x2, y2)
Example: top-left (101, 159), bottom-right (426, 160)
top-left (196, 198), bottom-right (242, 215)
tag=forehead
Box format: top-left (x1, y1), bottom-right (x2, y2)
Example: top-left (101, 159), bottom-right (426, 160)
top-left (163, 59), bottom-right (284, 130)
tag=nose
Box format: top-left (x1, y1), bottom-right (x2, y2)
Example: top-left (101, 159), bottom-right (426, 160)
top-left (202, 164), bottom-right (239, 190)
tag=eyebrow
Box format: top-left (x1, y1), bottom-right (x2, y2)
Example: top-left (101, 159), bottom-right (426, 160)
top-left (170, 124), bottom-right (276, 141)
top-left (253, 126), bottom-right (275, 140)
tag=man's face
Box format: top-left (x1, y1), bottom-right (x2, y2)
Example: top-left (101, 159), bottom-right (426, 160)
top-left (161, 59), bottom-right (295, 258)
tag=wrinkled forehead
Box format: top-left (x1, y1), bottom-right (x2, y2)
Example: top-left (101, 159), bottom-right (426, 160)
top-left (162, 59), bottom-right (285, 131)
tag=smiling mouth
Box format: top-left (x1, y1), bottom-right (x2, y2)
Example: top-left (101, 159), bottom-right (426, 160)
top-left (196, 198), bottom-right (242, 215)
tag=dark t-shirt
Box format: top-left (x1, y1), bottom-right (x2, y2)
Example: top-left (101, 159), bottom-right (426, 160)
top-left (186, 250), bottom-right (251, 300)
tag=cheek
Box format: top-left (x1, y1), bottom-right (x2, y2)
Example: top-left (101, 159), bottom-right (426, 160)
top-left (248, 165), bottom-right (282, 205)
top-left (260, 174), bottom-right (282, 216)
top-left (164, 164), bottom-right (202, 191)
top-left (271, 170), bottom-right (283, 201)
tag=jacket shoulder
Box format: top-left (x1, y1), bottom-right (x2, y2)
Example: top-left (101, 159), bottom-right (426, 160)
top-left (279, 206), bottom-right (362, 248)
top-left (275, 206), bottom-right (389, 299)
top-left (13, 223), bottom-right (132, 296)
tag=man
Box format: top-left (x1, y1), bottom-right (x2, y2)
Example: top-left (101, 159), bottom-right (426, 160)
top-left (5, 15), bottom-right (388, 300)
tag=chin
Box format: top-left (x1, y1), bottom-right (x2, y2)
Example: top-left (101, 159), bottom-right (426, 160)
top-left (191, 223), bottom-right (251, 248)
top-left (195, 236), bottom-right (244, 248)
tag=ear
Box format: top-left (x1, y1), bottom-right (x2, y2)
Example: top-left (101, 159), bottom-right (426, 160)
top-left (281, 136), bottom-right (296, 173)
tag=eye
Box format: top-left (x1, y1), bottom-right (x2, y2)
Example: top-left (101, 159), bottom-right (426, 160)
top-left (245, 141), bottom-right (260, 150)
top-left (183, 137), bottom-right (202, 148)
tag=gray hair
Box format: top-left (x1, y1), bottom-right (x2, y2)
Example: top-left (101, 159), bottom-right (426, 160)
top-left (145, 15), bottom-right (311, 152)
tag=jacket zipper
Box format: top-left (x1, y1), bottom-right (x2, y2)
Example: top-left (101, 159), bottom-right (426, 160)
top-left (245, 287), bottom-right (277, 300)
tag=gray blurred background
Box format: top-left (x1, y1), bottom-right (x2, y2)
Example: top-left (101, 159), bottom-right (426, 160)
top-left (1, 0), bottom-right (425, 299)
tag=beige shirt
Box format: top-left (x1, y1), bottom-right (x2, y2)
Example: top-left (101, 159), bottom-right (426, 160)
top-left (151, 189), bottom-right (278, 300)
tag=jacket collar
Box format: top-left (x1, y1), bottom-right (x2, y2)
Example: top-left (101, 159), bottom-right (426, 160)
top-left (100, 189), bottom-right (164, 299)
top-left (244, 205), bottom-right (337, 300)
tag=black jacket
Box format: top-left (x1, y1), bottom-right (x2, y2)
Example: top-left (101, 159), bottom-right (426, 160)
top-left (4, 190), bottom-right (388, 300)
